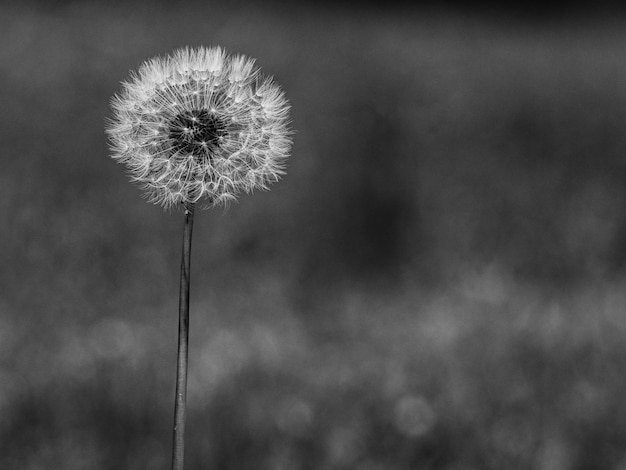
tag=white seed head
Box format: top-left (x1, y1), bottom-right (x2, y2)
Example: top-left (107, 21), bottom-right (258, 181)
top-left (106, 46), bottom-right (292, 209)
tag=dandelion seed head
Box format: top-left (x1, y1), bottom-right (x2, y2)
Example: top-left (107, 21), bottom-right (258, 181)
top-left (106, 46), bottom-right (292, 209)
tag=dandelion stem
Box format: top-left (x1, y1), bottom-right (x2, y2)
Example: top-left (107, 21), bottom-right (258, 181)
top-left (172, 203), bottom-right (195, 470)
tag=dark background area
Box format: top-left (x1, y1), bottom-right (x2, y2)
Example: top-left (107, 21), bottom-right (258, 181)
top-left (2, 1), bottom-right (626, 469)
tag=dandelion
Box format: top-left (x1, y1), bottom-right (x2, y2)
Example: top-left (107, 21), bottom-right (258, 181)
top-left (106, 46), bottom-right (291, 210)
top-left (106, 46), bottom-right (292, 470)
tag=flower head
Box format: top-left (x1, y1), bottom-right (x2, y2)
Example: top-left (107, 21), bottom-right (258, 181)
top-left (106, 46), bottom-right (292, 209)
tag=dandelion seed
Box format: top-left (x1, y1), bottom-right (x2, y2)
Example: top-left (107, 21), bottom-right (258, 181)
top-left (106, 46), bottom-right (292, 210)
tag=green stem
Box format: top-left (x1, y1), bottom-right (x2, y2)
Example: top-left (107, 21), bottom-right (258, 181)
top-left (172, 203), bottom-right (195, 470)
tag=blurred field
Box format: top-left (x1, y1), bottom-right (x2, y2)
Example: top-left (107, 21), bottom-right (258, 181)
top-left (2, 2), bottom-right (626, 469)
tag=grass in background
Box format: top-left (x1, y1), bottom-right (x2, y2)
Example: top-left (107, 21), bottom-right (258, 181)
top-left (1, 2), bottom-right (626, 469)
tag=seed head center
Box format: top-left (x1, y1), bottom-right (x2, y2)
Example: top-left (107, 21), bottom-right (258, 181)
top-left (169, 109), bottom-right (227, 157)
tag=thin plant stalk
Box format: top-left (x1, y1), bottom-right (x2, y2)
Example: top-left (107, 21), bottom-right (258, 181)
top-left (172, 203), bottom-right (195, 470)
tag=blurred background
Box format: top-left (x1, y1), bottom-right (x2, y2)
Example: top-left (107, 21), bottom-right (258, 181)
top-left (2, 1), bottom-right (626, 468)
